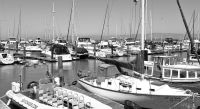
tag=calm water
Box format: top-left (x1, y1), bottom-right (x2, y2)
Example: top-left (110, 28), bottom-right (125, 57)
top-left (0, 51), bottom-right (200, 97)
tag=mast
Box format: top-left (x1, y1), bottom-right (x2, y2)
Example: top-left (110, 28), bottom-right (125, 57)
top-left (198, 13), bottom-right (200, 40)
top-left (100, 0), bottom-right (109, 42)
top-left (129, 0), bottom-right (134, 38)
top-left (13, 17), bottom-right (15, 37)
top-left (66, 0), bottom-right (74, 42)
top-left (176, 0), bottom-right (200, 64)
top-left (193, 10), bottom-right (195, 40)
top-left (150, 10), bottom-right (153, 41)
top-left (115, 24), bottom-right (118, 38)
top-left (144, 0), bottom-right (147, 40)
top-left (52, 2), bottom-right (56, 43)
top-left (16, 9), bottom-right (21, 53)
top-left (71, 0), bottom-right (75, 44)
top-left (141, 0), bottom-right (145, 50)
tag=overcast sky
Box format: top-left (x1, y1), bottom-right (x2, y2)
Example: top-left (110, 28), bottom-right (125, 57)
top-left (0, 0), bottom-right (200, 39)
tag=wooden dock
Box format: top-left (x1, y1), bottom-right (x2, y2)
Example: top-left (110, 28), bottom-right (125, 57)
top-left (14, 53), bottom-right (80, 62)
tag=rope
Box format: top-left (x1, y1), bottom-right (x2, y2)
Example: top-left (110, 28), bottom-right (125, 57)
top-left (169, 96), bottom-right (190, 109)
top-left (0, 95), bottom-right (6, 99)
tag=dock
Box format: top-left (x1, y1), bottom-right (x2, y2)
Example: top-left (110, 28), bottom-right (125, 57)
top-left (64, 85), bottom-right (124, 109)
top-left (13, 53), bottom-right (80, 62)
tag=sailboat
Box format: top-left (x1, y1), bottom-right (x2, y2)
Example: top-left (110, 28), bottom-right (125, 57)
top-left (78, 63), bottom-right (200, 109)
top-left (78, 0), bottom-right (200, 109)
top-left (41, 3), bottom-right (72, 61)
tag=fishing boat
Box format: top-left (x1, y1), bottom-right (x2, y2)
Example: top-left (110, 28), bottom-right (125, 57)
top-left (78, 63), bottom-right (200, 109)
top-left (41, 44), bottom-right (72, 61)
top-left (0, 52), bottom-right (15, 65)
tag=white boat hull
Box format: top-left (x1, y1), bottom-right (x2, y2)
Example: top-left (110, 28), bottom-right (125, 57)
top-left (79, 79), bottom-right (200, 109)
top-left (0, 53), bottom-right (15, 65)
top-left (41, 50), bottom-right (72, 61)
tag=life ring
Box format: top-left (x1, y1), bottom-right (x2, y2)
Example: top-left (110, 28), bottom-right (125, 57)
top-left (27, 81), bottom-right (39, 89)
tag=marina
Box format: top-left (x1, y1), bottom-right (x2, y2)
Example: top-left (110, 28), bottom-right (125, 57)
top-left (1, 0), bottom-right (200, 109)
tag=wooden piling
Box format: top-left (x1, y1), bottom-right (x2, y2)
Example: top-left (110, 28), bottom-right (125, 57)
top-left (51, 44), bottom-right (53, 59)
top-left (23, 46), bottom-right (26, 60)
top-left (16, 41), bottom-right (18, 53)
top-left (94, 43), bottom-right (96, 56)
top-left (186, 49), bottom-right (190, 63)
top-left (74, 41), bottom-right (77, 58)
top-left (58, 56), bottom-right (64, 87)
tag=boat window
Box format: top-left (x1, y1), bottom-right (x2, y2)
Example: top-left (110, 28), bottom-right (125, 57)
top-left (180, 70), bottom-right (186, 78)
top-left (188, 71), bottom-right (195, 78)
top-left (164, 69), bottom-right (170, 77)
top-left (164, 58), bottom-right (170, 65)
top-left (172, 70), bottom-right (178, 78)
top-left (197, 71), bottom-right (200, 78)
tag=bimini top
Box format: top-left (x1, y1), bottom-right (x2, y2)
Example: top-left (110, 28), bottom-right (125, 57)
top-left (162, 64), bottom-right (200, 70)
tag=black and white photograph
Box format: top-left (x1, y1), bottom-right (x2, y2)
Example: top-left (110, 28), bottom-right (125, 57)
top-left (0, 0), bottom-right (200, 109)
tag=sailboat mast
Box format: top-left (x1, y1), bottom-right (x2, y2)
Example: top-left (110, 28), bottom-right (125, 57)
top-left (71, 0), bottom-right (75, 44)
top-left (144, 0), bottom-right (147, 40)
top-left (150, 10), bottom-right (152, 41)
top-left (52, 2), bottom-right (56, 43)
top-left (198, 13), bottom-right (200, 40)
top-left (141, 0), bottom-right (145, 50)
top-left (193, 10), bottom-right (195, 40)
top-left (100, 0), bottom-right (109, 42)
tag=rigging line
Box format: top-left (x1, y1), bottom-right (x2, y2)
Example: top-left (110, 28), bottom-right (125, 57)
top-left (134, 0), bottom-right (138, 35)
top-left (129, 0), bottom-right (134, 38)
top-left (66, 0), bottom-right (74, 42)
top-left (134, 18), bottom-right (141, 42)
top-left (100, 0), bottom-right (109, 42)
top-left (169, 96), bottom-right (191, 109)
top-left (184, 11), bottom-right (197, 40)
top-left (177, 0), bottom-right (200, 65)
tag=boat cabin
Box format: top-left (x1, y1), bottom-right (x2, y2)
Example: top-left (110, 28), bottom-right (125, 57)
top-left (161, 65), bottom-right (200, 82)
top-left (153, 55), bottom-right (178, 66)
top-left (97, 64), bottom-right (120, 77)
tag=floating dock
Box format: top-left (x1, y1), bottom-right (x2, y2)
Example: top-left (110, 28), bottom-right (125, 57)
top-left (14, 53), bottom-right (80, 62)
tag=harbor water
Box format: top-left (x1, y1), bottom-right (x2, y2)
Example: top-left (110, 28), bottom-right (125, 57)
top-left (0, 51), bottom-right (200, 100)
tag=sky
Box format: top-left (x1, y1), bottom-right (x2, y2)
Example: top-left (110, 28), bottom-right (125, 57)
top-left (0, 0), bottom-right (200, 40)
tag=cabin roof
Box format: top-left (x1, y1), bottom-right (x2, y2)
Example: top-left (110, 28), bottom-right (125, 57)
top-left (162, 64), bottom-right (200, 70)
